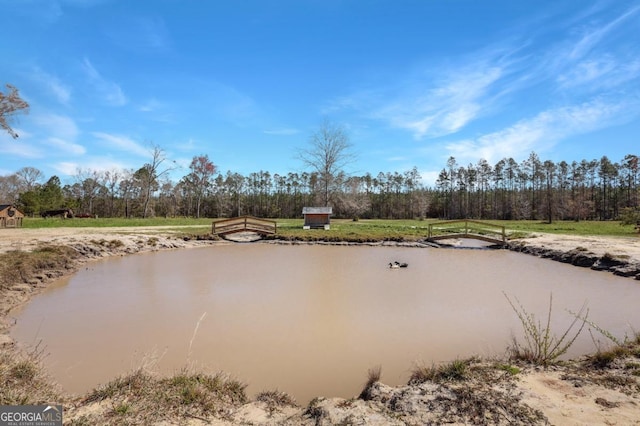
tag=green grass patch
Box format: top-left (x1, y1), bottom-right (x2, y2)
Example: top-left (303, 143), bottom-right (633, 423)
top-left (23, 217), bottom-right (214, 229)
top-left (495, 220), bottom-right (637, 237)
top-left (273, 218), bottom-right (433, 242)
top-left (496, 364), bottom-right (521, 376)
top-left (408, 358), bottom-right (472, 384)
top-left (20, 217), bottom-right (639, 240)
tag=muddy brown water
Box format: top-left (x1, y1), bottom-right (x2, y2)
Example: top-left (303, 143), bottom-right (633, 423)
top-left (9, 243), bottom-right (640, 404)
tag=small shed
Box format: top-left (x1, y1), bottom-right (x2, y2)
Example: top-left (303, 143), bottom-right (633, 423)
top-left (0, 204), bottom-right (24, 228)
top-left (302, 207), bottom-right (332, 230)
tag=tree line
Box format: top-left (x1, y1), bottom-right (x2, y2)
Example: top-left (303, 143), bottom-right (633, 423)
top-left (1, 150), bottom-right (638, 222)
top-left (433, 153), bottom-right (639, 222)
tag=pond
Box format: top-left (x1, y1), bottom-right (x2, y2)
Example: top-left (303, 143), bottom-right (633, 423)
top-left (10, 243), bottom-right (640, 403)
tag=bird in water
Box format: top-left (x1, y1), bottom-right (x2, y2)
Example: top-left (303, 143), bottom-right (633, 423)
top-left (389, 261), bottom-right (408, 269)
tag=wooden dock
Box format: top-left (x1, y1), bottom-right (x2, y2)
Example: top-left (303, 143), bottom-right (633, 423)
top-left (427, 219), bottom-right (507, 245)
top-left (212, 216), bottom-right (277, 237)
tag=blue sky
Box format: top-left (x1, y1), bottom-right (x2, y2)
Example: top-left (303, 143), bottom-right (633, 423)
top-left (1, 0), bottom-right (639, 186)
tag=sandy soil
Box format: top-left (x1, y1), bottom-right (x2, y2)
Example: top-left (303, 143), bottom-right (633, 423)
top-left (519, 232), bottom-right (640, 262)
top-left (1, 226), bottom-right (639, 425)
top-left (0, 225), bottom-right (215, 254)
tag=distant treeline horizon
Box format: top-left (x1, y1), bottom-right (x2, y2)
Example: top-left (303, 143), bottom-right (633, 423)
top-left (1, 151), bottom-right (638, 222)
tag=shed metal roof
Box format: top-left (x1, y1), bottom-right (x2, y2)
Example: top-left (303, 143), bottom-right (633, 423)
top-left (0, 204), bottom-right (23, 215)
top-left (302, 207), bottom-right (332, 215)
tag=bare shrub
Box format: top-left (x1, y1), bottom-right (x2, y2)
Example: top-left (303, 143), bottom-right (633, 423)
top-left (256, 389), bottom-right (297, 415)
top-left (358, 365), bottom-right (382, 400)
top-left (83, 368), bottom-right (246, 424)
top-left (504, 292), bottom-right (588, 366)
top-left (0, 245), bottom-right (78, 290)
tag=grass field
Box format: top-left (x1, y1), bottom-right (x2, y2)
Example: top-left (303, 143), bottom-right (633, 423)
top-left (22, 217), bottom-right (214, 229)
top-left (21, 217), bottom-right (639, 240)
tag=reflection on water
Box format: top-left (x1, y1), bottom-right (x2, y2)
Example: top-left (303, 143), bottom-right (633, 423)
top-left (10, 244), bottom-right (640, 403)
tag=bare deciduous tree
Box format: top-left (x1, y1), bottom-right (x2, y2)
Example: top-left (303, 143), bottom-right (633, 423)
top-left (0, 84), bottom-right (29, 139)
top-left (103, 169), bottom-right (123, 217)
top-left (138, 145), bottom-right (176, 218)
top-left (15, 166), bottom-right (44, 191)
top-left (0, 174), bottom-right (21, 203)
top-left (298, 120), bottom-right (355, 206)
top-left (74, 168), bottom-right (104, 214)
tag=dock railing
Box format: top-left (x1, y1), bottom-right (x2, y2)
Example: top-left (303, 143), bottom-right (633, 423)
top-left (427, 219), bottom-right (506, 245)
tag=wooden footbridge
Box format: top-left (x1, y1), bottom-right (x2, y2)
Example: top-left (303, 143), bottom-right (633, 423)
top-left (427, 219), bottom-right (507, 245)
top-left (212, 216), bottom-right (277, 237)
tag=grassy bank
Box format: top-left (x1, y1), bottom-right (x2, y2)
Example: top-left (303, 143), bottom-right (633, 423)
top-left (22, 217), bottom-right (640, 239)
top-left (0, 245), bottom-right (79, 295)
top-left (23, 216), bottom-right (214, 229)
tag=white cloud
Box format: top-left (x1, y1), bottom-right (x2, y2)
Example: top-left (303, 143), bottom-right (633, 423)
top-left (14, 113), bottom-right (86, 158)
top-left (48, 80), bottom-right (72, 105)
top-left (557, 56), bottom-right (640, 93)
top-left (53, 157), bottom-right (128, 176)
top-left (378, 65), bottom-right (503, 139)
top-left (91, 132), bottom-right (150, 157)
top-left (0, 130), bottom-right (42, 158)
top-left (82, 58), bottom-right (127, 106)
top-left (556, 57), bottom-right (616, 89)
top-left (52, 162), bottom-right (80, 176)
top-left (568, 5), bottom-right (640, 62)
top-left (444, 99), bottom-right (635, 164)
top-left (327, 56), bottom-right (509, 140)
top-left (419, 170), bottom-right (440, 187)
top-left (46, 137), bottom-right (86, 155)
top-left (32, 68), bottom-right (71, 105)
top-left (33, 113), bottom-right (79, 140)
top-left (324, 4), bottom-right (640, 147)
top-left (547, 4), bottom-right (640, 95)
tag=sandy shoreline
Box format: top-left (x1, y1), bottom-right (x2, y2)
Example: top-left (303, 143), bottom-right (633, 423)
top-left (1, 226), bottom-right (640, 425)
top-left (0, 225), bottom-right (215, 254)
top-left (2, 225), bottom-right (640, 258)
top-left (515, 232), bottom-right (640, 262)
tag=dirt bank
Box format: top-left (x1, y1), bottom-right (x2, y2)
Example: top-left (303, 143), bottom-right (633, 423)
top-left (509, 233), bottom-right (640, 279)
top-left (1, 227), bottom-right (639, 425)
